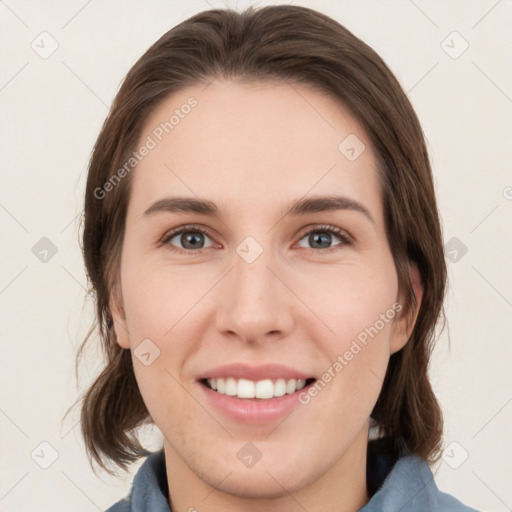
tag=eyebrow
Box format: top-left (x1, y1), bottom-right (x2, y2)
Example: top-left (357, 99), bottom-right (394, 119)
top-left (143, 195), bottom-right (374, 223)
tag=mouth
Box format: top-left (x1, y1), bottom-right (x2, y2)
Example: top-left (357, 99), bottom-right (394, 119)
top-left (196, 362), bottom-right (318, 424)
top-left (200, 377), bottom-right (317, 400)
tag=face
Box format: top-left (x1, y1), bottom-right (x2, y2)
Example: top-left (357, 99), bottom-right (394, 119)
top-left (111, 79), bottom-right (420, 501)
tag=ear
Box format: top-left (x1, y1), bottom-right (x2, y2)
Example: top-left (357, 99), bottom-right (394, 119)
top-left (390, 261), bottom-right (423, 354)
top-left (109, 282), bottom-right (131, 349)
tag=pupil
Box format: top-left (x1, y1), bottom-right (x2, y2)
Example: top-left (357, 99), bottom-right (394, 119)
top-left (182, 232), bottom-right (204, 249)
top-left (310, 232), bottom-right (331, 249)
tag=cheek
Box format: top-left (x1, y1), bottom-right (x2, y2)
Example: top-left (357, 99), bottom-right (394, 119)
top-left (121, 263), bottom-right (211, 341)
top-left (299, 306), bottom-right (396, 441)
top-left (119, 264), bottom-right (213, 407)
top-left (299, 260), bottom-right (399, 345)
top-left (298, 261), bottom-right (399, 400)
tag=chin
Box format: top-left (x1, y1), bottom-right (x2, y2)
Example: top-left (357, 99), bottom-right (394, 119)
top-left (191, 446), bottom-right (321, 500)
top-left (203, 467), bottom-right (306, 500)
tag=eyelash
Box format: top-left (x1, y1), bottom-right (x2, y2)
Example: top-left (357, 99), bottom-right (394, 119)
top-left (160, 223), bottom-right (353, 255)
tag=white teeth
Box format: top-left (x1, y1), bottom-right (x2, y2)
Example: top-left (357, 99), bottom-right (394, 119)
top-left (238, 379), bottom-right (255, 398)
top-left (286, 379), bottom-right (297, 394)
top-left (206, 377), bottom-right (308, 399)
top-left (274, 378), bottom-right (287, 397)
top-left (225, 377), bottom-right (237, 396)
top-left (255, 379), bottom-right (273, 399)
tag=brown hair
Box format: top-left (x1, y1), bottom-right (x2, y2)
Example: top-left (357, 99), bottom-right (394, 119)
top-left (76, 4), bottom-right (446, 472)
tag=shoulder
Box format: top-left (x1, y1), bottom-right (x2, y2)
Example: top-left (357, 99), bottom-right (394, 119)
top-left (104, 450), bottom-right (171, 512)
top-left (105, 497), bottom-right (130, 512)
top-left (361, 454), bottom-right (480, 512)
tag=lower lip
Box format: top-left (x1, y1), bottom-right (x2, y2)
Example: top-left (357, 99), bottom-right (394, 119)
top-left (198, 381), bottom-right (313, 425)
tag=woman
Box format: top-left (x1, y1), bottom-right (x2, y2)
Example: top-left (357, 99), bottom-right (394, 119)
top-left (78, 5), bottom-right (479, 511)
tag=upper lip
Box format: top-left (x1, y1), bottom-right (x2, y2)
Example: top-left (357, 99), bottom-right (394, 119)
top-left (197, 363), bottom-right (314, 381)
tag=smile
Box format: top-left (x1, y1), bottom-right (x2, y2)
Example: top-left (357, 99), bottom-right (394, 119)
top-left (203, 377), bottom-right (312, 399)
top-left (196, 363), bottom-right (318, 425)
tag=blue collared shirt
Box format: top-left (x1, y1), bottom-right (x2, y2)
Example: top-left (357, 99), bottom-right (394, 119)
top-left (106, 444), bottom-right (480, 511)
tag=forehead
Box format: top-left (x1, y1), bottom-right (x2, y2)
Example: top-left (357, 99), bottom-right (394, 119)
top-left (130, 79), bottom-right (381, 220)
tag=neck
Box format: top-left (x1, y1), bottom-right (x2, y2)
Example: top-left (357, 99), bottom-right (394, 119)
top-left (164, 427), bottom-right (370, 512)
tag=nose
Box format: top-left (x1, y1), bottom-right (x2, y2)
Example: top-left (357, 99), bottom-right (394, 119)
top-left (215, 246), bottom-right (295, 345)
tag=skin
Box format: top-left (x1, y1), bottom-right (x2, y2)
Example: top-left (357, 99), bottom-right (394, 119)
top-left (110, 79), bottom-right (423, 512)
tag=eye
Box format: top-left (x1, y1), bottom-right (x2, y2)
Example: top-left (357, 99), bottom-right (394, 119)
top-left (296, 224), bottom-right (352, 251)
top-left (161, 223), bottom-right (352, 254)
top-left (161, 224), bottom-right (216, 253)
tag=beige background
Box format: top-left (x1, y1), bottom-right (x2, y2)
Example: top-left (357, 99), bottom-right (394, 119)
top-left (1, 1), bottom-right (511, 511)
